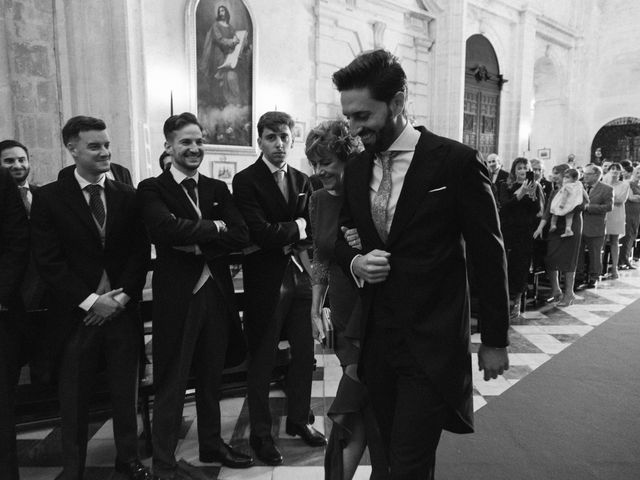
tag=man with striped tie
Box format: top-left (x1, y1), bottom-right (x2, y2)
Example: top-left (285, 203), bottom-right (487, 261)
top-left (30, 116), bottom-right (151, 480)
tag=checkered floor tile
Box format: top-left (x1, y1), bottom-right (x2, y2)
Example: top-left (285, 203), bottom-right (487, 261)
top-left (16, 269), bottom-right (640, 479)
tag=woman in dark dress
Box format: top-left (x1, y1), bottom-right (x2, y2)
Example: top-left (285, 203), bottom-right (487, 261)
top-left (498, 157), bottom-right (544, 318)
top-left (533, 163), bottom-right (587, 306)
top-left (306, 121), bottom-right (387, 480)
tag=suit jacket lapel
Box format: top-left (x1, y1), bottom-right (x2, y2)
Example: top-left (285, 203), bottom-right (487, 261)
top-left (286, 168), bottom-right (300, 218)
top-left (158, 170), bottom-right (199, 219)
top-left (59, 172), bottom-right (102, 244)
top-left (255, 157), bottom-right (289, 213)
top-left (104, 179), bottom-right (122, 237)
top-left (387, 128), bottom-right (445, 247)
top-left (349, 151), bottom-right (384, 248)
top-left (198, 176), bottom-right (216, 219)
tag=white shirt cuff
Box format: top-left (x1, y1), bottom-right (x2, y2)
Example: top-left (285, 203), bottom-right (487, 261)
top-left (349, 255), bottom-right (365, 288)
top-left (295, 217), bottom-right (307, 240)
top-left (114, 292), bottom-right (130, 306)
top-left (79, 293), bottom-right (100, 312)
top-left (213, 220), bottom-right (226, 232)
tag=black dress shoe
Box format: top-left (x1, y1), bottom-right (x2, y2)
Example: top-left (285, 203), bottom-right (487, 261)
top-left (200, 443), bottom-right (254, 469)
top-left (115, 459), bottom-right (152, 480)
top-left (249, 435), bottom-right (283, 466)
top-left (586, 280), bottom-right (598, 289)
top-left (285, 421), bottom-right (327, 447)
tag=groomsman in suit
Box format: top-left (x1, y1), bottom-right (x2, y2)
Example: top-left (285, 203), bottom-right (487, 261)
top-left (30, 116), bottom-right (151, 480)
top-left (233, 111), bottom-right (326, 466)
top-left (0, 140), bottom-right (47, 384)
top-left (137, 112), bottom-right (253, 479)
top-left (332, 50), bottom-right (510, 479)
top-left (0, 140), bottom-right (37, 216)
top-left (0, 167), bottom-right (29, 480)
top-left (576, 164), bottom-right (613, 289)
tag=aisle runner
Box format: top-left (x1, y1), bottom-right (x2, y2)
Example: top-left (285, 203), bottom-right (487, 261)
top-left (17, 272), bottom-right (640, 479)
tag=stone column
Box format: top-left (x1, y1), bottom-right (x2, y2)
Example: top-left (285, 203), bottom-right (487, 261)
top-left (430, 0), bottom-right (467, 140)
top-left (2, 0), bottom-right (63, 184)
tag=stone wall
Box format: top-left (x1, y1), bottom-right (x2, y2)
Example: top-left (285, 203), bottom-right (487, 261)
top-left (1, 0), bottom-right (63, 184)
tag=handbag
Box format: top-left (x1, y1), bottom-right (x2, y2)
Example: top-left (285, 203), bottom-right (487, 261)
top-left (321, 307), bottom-right (335, 350)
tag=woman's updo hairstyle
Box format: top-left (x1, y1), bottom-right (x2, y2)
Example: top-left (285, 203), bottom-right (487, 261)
top-left (305, 120), bottom-right (361, 166)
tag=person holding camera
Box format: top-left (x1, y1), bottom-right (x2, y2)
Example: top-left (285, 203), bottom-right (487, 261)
top-left (498, 157), bottom-right (545, 318)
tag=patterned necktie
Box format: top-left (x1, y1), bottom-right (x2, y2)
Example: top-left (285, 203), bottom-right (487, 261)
top-left (19, 186), bottom-right (30, 215)
top-left (275, 169), bottom-right (288, 200)
top-left (84, 184), bottom-right (105, 227)
top-left (586, 185), bottom-right (592, 195)
top-left (182, 177), bottom-right (198, 206)
top-left (371, 151), bottom-right (396, 243)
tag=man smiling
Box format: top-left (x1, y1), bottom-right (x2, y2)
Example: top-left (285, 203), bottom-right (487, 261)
top-left (333, 50), bottom-right (510, 479)
top-left (138, 112), bottom-right (253, 478)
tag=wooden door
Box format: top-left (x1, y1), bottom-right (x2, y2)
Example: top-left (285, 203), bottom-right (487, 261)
top-left (463, 86), bottom-right (499, 159)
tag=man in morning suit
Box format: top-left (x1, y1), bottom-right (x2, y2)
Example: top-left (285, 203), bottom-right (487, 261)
top-left (576, 164), bottom-right (613, 290)
top-left (30, 116), bottom-right (151, 480)
top-left (0, 167), bottom-right (29, 480)
top-left (233, 111), bottom-right (326, 465)
top-left (0, 139), bottom-right (48, 384)
top-left (137, 112), bottom-right (253, 479)
top-left (332, 50), bottom-right (510, 479)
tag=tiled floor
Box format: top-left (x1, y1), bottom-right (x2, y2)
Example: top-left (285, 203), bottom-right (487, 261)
top-left (16, 269), bottom-right (640, 479)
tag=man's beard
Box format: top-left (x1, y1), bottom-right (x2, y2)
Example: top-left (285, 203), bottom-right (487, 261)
top-left (362, 109), bottom-right (396, 153)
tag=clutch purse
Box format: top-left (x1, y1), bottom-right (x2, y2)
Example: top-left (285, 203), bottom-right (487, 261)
top-left (321, 307), bottom-right (335, 350)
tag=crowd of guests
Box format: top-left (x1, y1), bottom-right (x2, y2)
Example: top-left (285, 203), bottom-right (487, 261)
top-left (2, 50), bottom-right (513, 480)
top-left (486, 152), bottom-right (640, 317)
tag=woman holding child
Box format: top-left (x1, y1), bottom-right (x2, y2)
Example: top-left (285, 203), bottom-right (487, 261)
top-left (534, 163), bottom-right (588, 306)
top-left (498, 157), bottom-right (545, 318)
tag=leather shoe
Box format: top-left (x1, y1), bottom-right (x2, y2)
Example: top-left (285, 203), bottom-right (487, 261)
top-left (249, 435), bottom-right (283, 466)
top-left (200, 443), bottom-right (254, 469)
top-left (115, 459), bottom-right (152, 480)
top-left (285, 421), bottom-right (327, 447)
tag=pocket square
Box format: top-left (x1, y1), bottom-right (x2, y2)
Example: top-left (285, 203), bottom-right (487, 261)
top-left (428, 186), bottom-right (447, 193)
top-left (213, 202), bottom-right (219, 206)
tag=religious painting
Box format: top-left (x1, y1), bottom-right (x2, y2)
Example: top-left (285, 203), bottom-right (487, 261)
top-left (196, 0), bottom-right (253, 148)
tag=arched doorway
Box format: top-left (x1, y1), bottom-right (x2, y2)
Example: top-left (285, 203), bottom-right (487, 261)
top-left (463, 34), bottom-right (505, 158)
top-left (591, 117), bottom-right (640, 164)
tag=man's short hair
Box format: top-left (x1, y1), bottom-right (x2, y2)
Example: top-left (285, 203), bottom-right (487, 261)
top-left (163, 112), bottom-right (202, 141)
top-left (332, 49), bottom-right (407, 103)
top-left (62, 116), bottom-right (107, 145)
top-left (257, 111), bottom-right (295, 137)
top-left (159, 151), bottom-right (171, 171)
top-left (585, 163), bottom-right (603, 177)
top-left (0, 139), bottom-right (29, 159)
top-left (486, 153), bottom-right (500, 163)
top-left (530, 158), bottom-right (544, 169)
